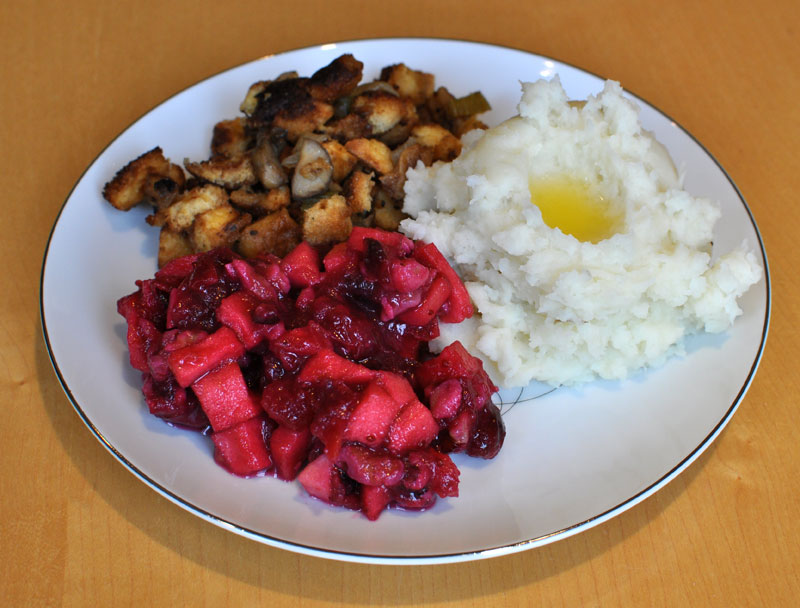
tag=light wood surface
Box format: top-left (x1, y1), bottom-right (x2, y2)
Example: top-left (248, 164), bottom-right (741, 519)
top-left (3, 0), bottom-right (798, 605)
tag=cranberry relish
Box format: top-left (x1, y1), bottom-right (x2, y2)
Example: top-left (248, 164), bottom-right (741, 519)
top-left (117, 227), bottom-right (505, 520)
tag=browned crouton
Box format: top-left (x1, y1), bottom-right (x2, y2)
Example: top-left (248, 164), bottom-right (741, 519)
top-left (272, 99), bottom-right (334, 142)
top-left (307, 54), bottom-right (364, 102)
top-left (184, 154), bottom-right (257, 189)
top-left (301, 194), bottom-right (352, 245)
top-left (351, 91), bottom-right (416, 136)
top-left (411, 124), bottom-right (462, 162)
top-left (211, 118), bottom-right (251, 158)
top-left (321, 139), bottom-right (358, 182)
top-left (102, 147), bottom-right (185, 211)
top-left (158, 227), bottom-right (193, 267)
top-left (344, 170), bottom-right (374, 215)
top-left (249, 77), bottom-right (335, 142)
top-left (165, 184), bottom-right (229, 232)
top-left (190, 205), bottom-right (252, 252)
top-left (237, 208), bottom-right (301, 258)
top-left (372, 188), bottom-right (406, 231)
top-left (345, 138), bottom-right (393, 175)
top-left (380, 64), bottom-right (435, 106)
top-left (240, 81), bottom-right (269, 116)
top-left (321, 113), bottom-right (371, 141)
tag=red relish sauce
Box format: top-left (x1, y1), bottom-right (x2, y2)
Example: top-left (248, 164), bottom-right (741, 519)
top-left (117, 228), bottom-right (505, 519)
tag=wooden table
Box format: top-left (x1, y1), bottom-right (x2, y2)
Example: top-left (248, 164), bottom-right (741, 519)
top-left (3, 0), bottom-right (797, 604)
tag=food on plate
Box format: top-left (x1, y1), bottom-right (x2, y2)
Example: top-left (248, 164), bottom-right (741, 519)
top-left (102, 54), bottom-right (490, 267)
top-left (401, 77), bottom-right (763, 387)
top-left (117, 228), bottom-right (505, 519)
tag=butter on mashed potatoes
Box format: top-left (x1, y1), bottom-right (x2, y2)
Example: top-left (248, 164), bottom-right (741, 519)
top-left (400, 77), bottom-right (762, 387)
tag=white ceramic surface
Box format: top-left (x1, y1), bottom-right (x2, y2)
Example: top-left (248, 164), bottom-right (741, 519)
top-left (41, 38), bottom-right (770, 565)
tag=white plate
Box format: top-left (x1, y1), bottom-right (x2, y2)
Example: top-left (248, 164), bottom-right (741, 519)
top-left (41, 38), bottom-right (770, 565)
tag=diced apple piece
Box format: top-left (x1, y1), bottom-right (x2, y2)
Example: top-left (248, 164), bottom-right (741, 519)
top-left (225, 258), bottom-right (280, 302)
top-left (447, 408), bottom-right (475, 449)
top-left (396, 274), bottom-right (451, 326)
top-left (389, 258), bottom-right (431, 293)
top-left (261, 377), bottom-right (317, 430)
top-left (167, 326), bottom-right (245, 388)
top-left (212, 415), bottom-right (272, 476)
top-left (216, 291), bottom-right (271, 349)
top-left (295, 286), bottom-right (316, 310)
top-left (269, 323), bottom-right (332, 372)
top-left (416, 341), bottom-right (495, 391)
top-left (256, 260), bottom-right (291, 295)
top-left (123, 316), bottom-right (161, 373)
top-left (270, 426), bottom-right (312, 480)
top-left (413, 242), bottom-right (473, 322)
top-left (309, 383), bottom-right (359, 461)
top-left (361, 484), bottom-right (392, 521)
top-left (322, 242), bottom-right (357, 274)
top-left (297, 453), bottom-right (335, 502)
top-left (339, 444), bottom-right (404, 487)
top-left (428, 378), bottom-right (463, 421)
top-left (280, 241), bottom-right (322, 288)
top-left (379, 291), bottom-right (422, 322)
top-left (191, 361), bottom-right (261, 431)
top-left (387, 399), bottom-right (439, 456)
top-left (375, 371), bottom-right (416, 406)
top-left (344, 380), bottom-right (404, 448)
top-left (153, 252), bottom-right (201, 288)
top-left (298, 349), bottom-right (376, 384)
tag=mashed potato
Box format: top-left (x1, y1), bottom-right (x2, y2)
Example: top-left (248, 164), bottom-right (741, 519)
top-left (400, 77), bottom-right (762, 387)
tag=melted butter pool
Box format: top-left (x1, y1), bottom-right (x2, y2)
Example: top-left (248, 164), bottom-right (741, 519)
top-left (529, 175), bottom-right (623, 243)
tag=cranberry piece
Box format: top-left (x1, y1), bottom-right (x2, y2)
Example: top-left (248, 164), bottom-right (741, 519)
top-left (466, 403), bottom-right (506, 459)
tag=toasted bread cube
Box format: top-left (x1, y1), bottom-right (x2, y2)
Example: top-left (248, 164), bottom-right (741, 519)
top-left (165, 184), bottom-right (229, 232)
top-left (190, 205), bottom-right (252, 252)
top-left (158, 227), bottom-right (194, 267)
top-left (184, 155), bottom-right (257, 189)
top-left (302, 194), bottom-right (352, 246)
top-left (273, 99), bottom-right (334, 142)
top-left (351, 92), bottom-right (415, 136)
top-left (237, 208), bottom-right (301, 258)
top-left (103, 147), bottom-right (185, 211)
top-left (211, 118), bottom-right (251, 158)
top-left (240, 81), bottom-right (269, 116)
top-left (307, 54), bottom-right (364, 102)
top-left (321, 140), bottom-right (358, 182)
top-left (230, 185), bottom-right (291, 216)
top-left (321, 113), bottom-right (370, 141)
top-left (344, 170), bottom-right (374, 215)
top-left (411, 124), bottom-right (462, 162)
top-left (345, 138), bottom-right (393, 175)
top-left (380, 64), bottom-right (435, 105)
top-left (373, 189), bottom-right (405, 231)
